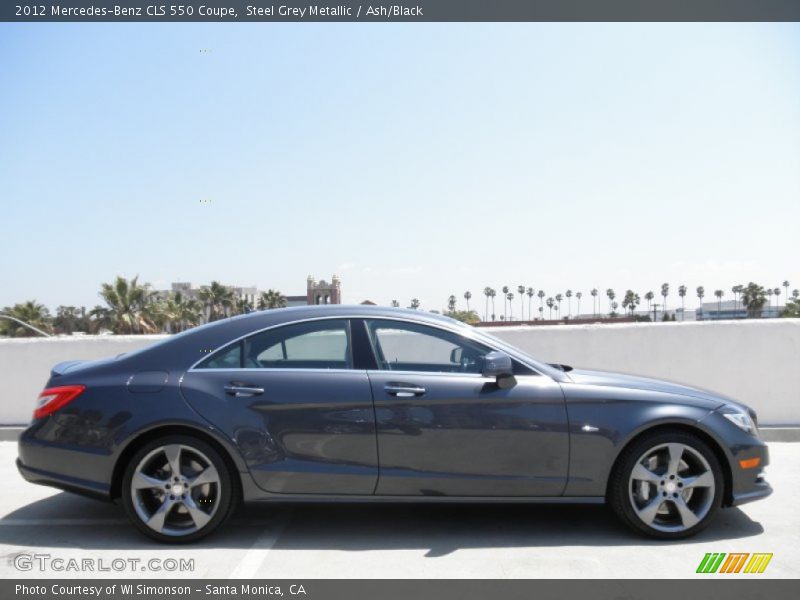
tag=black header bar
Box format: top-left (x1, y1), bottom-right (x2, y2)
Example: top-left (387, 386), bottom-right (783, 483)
top-left (3, 1), bottom-right (800, 22)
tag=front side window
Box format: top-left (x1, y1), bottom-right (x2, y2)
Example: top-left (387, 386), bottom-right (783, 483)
top-left (365, 319), bottom-right (491, 374)
top-left (197, 319), bottom-right (352, 370)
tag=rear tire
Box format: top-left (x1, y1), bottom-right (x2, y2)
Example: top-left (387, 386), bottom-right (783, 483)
top-left (608, 430), bottom-right (723, 539)
top-left (121, 435), bottom-right (237, 543)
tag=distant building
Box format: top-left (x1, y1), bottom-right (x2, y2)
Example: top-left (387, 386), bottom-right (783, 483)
top-left (306, 275), bottom-right (341, 305)
top-left (158, 275), bottom-right (342, 308)
top-left (696, 299), bottom-right (781, 321)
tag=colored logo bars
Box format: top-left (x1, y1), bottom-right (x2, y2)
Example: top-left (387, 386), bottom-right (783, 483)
top-left (696, 553), bottom-right (773, 574)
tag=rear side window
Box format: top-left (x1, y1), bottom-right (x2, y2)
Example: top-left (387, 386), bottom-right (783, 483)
top-left (197, 343), bottom-right (241, 369)
top-left (196, 319), bottom-right (352, 370)
top-left (246, 319), bottom-right (350, 369)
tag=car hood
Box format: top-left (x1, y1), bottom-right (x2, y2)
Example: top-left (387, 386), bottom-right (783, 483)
top-left (564, 368), bottom-right (736, 408)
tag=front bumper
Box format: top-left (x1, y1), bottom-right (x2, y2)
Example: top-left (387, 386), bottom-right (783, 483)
top-left (699, 411), bottom-right (773, 508)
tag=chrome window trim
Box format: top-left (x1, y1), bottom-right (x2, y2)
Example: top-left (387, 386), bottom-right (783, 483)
top-left (186, 314), bottom-right (551, 378)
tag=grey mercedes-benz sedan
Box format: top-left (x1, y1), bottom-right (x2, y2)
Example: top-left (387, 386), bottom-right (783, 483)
top-left (17, 305), bottom-right (771, 542)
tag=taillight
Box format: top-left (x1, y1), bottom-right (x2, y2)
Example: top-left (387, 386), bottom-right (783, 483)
top-left (34, 385), bottom-right (86, 420)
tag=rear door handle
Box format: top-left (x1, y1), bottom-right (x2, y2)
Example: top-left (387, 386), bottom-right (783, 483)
top-left (224, 384), bottom-right (264, 397)
top-left (384, 383), bottom-right (426, 398)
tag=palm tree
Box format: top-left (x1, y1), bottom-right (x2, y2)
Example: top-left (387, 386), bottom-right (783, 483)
top-left (258, 289), bottom-right (287, 310)
top-left (489, 288), bottom-right (497, 320)
top-left (53, 305), bottom-right (90, 335)
top-left (660, 283), bottom-right (670, 315)
top-left (590, 288), bottom-right (598, 317)
top-left (766, 288), bottom-right (773, 311)
top-left (774, 287), bottom-right (781, 310)
top-left (506, 292), bottom-right (514, 320)
top-left (731, 284), bottom-right (743, 313)
top-left (173, 292), bottom-right (202, 331)
top-left (783, 280), bottom-right (791, 306)
top-left (98, 275), bottom-right (156, 334)
top-left (448, 295), bottom-right (457, 312)
top-left (565, 290), bottom-right (573, 318)
top-left (526, 287), bottom-right (534, 322)
top-left (696, 286), bottom-right (705, 313)
top-left (678, 285), bottom-right (687, 320)
top-left (714, 289), bottom-right (724, 317)
top-left (391, 300), bottom-right (400, 307)
top-left (0, 300), bottom-right (52, 337)
top-left (546, 297), bottom-right (555, 320)
top-left (644, 291), bottom-right (655, 314)
top-left (611, 301), bottom-right (619, 316)
top-left (606, 289), bottom-right (616, 316)
top-left (741, 282), bottom-right (767, 318)
top-left (575, 291), bottom-right (582, 317)
top-left (555, 293), bottom-right (563, 316)
top-left (483, 287), bottom-right (492, 321)
top-left (501, 286), bottom-right (509, 320)
top-left (517, 285), bottom-right (525, 321)
top-left (622, 290), bottom-right (640, 316)
top-left (537, 290), bottom-right (545, 319)
top-left (234, 298), bottom-right (253, 315)
top-left (463, 291), bottom-right (472, 313)
top-left (198, 281), bottom-right (235, 321)
top-left (409, 298), bottom-right (420, 310)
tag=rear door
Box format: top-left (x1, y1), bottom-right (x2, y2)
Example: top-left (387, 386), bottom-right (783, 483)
top-left (359, 318), bottom-right (569, 497)
top-left (180, 318), bottom-right (378, 495)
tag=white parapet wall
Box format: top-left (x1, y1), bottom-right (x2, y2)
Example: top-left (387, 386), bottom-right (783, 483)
top-left (487, 319), bottom-right (800, 426)
top-left (0, 319), bottom-right (798, 426)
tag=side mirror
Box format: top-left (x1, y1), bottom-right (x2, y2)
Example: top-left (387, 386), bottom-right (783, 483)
top-left (482, 351), bottom-right (516, 389)
top-left (482, 351), bottom-right (514, 378)
top-left (449, 347), bottom-right (463, 364)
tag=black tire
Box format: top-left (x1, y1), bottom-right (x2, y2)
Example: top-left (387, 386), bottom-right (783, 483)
top-left (608, 430), bottom-right (724, 539)
top-left (121, 434), bottom-right (238, 543)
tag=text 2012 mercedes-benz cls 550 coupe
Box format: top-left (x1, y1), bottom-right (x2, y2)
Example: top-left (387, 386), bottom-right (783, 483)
top-left (17, 305), bottom-right (771, 542)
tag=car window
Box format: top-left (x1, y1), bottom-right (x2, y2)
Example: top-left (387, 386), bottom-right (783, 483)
top-left (365, 319), bottom-right (491, 374)
top-left (197, 343), bottom-right (242, 369)
top-left (242, 319), bottom-right (351, 369)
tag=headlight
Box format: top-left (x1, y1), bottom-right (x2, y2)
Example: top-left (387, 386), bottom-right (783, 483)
top-left (720, 406), bottom-right (756, 434)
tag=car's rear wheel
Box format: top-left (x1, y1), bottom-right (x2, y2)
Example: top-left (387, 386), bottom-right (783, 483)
top-left (608, 430), bottom-right (723, 539)
top-left (121, 435), bottom-right (236, 543)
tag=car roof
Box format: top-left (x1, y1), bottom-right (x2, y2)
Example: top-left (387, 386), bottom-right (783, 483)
top-left (122, 305), bottom-right (565, 380)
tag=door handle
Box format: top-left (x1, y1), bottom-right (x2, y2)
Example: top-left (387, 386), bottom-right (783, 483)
top-left (384, 383), bottom-right (426, 398)
top-left (224, 384), bottom-right (265, 397)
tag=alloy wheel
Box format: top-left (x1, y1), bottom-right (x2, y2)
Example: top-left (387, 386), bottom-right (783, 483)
top-left (628, 442), bottom-right (716, 533)
top-left (130, 443), bottom-right (222, 537)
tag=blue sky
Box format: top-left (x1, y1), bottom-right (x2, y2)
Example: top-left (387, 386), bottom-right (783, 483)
top-left (1, 23), bottom-right (798, 313)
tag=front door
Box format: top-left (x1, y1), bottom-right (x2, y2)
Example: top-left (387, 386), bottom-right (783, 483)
top-left (360, 318), bottom-right (569, 497)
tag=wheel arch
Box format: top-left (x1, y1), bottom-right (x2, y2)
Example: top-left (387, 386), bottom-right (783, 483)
top-left (606, 422), bottom-right (734, 507)
top-left (110, 424), bottom-right (244, 501)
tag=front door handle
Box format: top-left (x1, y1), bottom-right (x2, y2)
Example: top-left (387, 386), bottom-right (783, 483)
top-left (384, 383), bottom-right (426, 398)
top-left (224, 383), bottom-right (264, 397)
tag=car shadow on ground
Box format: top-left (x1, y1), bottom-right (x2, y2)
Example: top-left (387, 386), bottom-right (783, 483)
top-left (0, 492), bottom-right (765, 555)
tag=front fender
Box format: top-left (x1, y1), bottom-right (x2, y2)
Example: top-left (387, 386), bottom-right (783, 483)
top-left (561, 384), bottom-right (718, 497)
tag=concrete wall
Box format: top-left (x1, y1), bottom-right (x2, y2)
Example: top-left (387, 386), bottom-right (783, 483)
top-left (488, 319), bottom-right (800, 425)
top-left (1, 319), bottom-right (798, 425)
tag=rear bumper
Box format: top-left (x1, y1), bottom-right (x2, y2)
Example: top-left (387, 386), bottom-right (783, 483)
top-left (17, 458), bottom-right (111, 500)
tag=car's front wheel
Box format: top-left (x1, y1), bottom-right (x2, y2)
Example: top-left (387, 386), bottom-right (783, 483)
top-left (608, 430), bottom-right (724, 539)
top-left (121, 435), bottom-right (237, 543)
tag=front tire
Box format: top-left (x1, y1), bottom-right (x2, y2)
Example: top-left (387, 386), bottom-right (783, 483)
top-left (608, 430), bottom-right (724, 539)
top-left (121, 435), bottom-right (237, 543)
